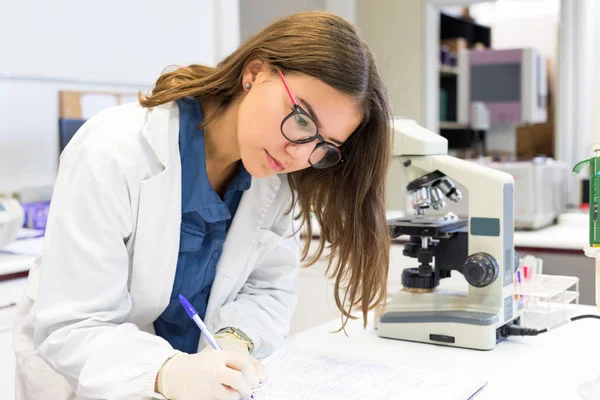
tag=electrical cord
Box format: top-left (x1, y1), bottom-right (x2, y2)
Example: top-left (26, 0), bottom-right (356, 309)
top-left (502, 314), bottom-right (600, 337)
top-left (570, 314), bottom-right (600, 322)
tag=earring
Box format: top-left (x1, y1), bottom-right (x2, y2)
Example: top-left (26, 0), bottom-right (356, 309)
top-left (244, 82), bottom-right (252, 90)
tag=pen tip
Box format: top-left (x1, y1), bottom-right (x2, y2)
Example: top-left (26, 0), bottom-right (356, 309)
top-left (178, 294), bottom-right (198, 318)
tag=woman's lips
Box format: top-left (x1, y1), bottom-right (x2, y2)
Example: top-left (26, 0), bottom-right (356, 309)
top-left (265, 150), bottom-right (284, 172)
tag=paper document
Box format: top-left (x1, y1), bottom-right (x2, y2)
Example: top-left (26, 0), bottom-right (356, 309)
top-left (16, 228), bottom-right (45, 240)
top-left (254, 347), bottom-right (486, 400)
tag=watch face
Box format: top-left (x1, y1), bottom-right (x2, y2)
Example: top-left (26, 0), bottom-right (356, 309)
top-left (230, 329), bottom-right (247, 340)
top-left (229, 329), bottom-right (253, 349)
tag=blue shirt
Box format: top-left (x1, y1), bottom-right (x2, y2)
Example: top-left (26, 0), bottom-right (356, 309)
top-left (153, 98), bottom-right (251, 353)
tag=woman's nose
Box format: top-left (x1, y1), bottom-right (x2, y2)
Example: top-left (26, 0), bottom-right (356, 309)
top-left (286, 141), bottom-right (315, 164)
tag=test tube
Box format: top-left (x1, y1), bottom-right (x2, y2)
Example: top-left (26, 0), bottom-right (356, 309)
top-left (516, 271), bottom-right (522, 301)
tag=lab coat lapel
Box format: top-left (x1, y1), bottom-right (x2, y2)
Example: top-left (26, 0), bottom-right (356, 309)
top-left (205, 176), bottom-right (282, 322)
top-left (130, 165), bottom-right (181, 323)
top-left (140, 102), bottom-right (176, 167)
top-left (130, 102), bottom-right (182, 324)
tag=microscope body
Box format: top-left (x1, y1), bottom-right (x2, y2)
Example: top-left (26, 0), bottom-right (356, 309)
top-left (378, 119), bottom-right (521, 350)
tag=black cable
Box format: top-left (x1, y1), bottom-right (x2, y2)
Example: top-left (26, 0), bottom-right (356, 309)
top-left (503, 313), bottom-right (599, 337)
top-left (570, 314), bottom-right (600, 322)
top-left (504, 325), bottom-right (545, 336)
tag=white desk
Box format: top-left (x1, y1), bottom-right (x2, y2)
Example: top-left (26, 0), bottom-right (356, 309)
top-left (0, 233), bottom-right (44, 400)
top-left (0, 330), bottom-right (15, 399)
top-left (0, 282), bottom-right (597, 399)
top-left (0, 233), bottom-right (44, 277)
top-left (512, 213), bottom-right (589, 251)
top-left (0, 216), bottom-right (595, 398)
top-left (287, 305), bottom-right (600, 400)
top-left (0, 253), bottom-right (36, 277)
top-left (0, 278), bottom-right (27, 400)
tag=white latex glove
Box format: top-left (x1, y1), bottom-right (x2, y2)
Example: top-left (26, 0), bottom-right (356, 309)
top-left (208, 333), bottom-right (267, 383)
top-left (156, 350), bottom-right (257, 400)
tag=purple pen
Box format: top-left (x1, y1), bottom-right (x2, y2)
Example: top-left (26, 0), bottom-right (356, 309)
top-left (178, 294), bottom-right (222, 350)
top-left (178, 294), bottom-right (255, 400)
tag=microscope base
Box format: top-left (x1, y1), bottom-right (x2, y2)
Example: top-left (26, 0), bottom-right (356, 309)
top-left (377, 318), bottom-right (499, 350)
top-left (377, 289), bottom-right (509, 351)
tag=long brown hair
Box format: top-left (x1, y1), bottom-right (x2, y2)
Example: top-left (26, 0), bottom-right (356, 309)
top-left (140, 11), bottom-right (392, 329)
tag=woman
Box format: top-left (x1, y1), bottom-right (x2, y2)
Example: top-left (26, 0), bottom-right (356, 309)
top-left (14, 10), bottom-right (392, 400)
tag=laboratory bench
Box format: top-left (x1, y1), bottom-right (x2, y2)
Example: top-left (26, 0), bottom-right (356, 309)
top-left (1, 276), bottom-right (597, 399)
top-left (0, 213), bottom-right (597, 398)
top-left (287, 304), bottom-right (600, 400)
top-left (0, 234), bottom-right (44, 281)
top-left (0, 277), bottom-right (26, 399)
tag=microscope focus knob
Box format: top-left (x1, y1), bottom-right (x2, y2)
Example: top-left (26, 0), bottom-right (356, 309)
top-left (462, 253), bottom-right (499, 288)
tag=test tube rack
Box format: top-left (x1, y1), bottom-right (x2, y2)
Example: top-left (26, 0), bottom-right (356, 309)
top-left (513, 257), bottom-right (580, 330)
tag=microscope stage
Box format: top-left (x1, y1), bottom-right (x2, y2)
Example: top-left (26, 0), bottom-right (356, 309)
top-left (388, 217), bottom-right (468, 238)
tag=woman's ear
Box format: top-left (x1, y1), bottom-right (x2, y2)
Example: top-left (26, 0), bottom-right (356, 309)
top-left (242, 59), bottom-right (269, 86)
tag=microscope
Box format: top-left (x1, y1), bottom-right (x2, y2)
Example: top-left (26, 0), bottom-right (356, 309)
top-left (377, 119), bottom-right (521, 350)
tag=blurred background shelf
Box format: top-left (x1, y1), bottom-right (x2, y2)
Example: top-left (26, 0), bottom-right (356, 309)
top-left (439, 121), bottom-right (470, 130)
top-left (440, 65), bottom-right (459, 76)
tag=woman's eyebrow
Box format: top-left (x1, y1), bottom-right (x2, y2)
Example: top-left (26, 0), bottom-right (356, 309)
top-left (298, 97), bottom-right (345, 145)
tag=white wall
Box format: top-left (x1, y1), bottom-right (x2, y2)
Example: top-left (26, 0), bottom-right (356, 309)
top-left (324, 0), bottom-right (357, 24)
top-left (357, 0), bottom-right (425, 122)
top-left (239, 0), bottom-right (326, 42)
top-left (0, 80), bottom-right (146, 194)
top-left (0, 0), bottom-right (239, 195)
top-left (0, 0), bottom-right (218, 84)
top-left (470, 0), bottom-right (560, 72)
top-left (215, 0), bottom-right (242, 64)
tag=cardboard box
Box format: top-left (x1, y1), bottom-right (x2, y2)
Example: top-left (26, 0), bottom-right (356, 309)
top-left (516, 59), bottom-right (555, 160)
top-left (59, 91), bottom-right (83, 119)
top-left (58, 90), bottom-right (136, 119)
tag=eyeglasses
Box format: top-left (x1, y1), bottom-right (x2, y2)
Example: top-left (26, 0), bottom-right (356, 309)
top-left (277, 70), bottom-right (344, 169)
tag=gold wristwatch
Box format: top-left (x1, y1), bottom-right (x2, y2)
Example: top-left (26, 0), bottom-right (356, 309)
top-left (218, 327), bottom-right (254, 352)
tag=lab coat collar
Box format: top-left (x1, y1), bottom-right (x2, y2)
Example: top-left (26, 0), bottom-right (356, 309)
top-left (141, 102), bottom-right (179, 167)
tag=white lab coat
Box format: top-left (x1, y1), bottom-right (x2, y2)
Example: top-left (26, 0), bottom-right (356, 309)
top-left (13, 101), bottom-right (300, 400)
